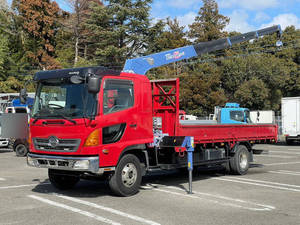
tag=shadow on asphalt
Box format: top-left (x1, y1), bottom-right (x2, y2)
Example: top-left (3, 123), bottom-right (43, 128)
top-left (30, 164), bottom-right (269, 197)
top-left (30, 166), bottom-right (229, 197)
top-left (31, 177), bottom-right (113, 198)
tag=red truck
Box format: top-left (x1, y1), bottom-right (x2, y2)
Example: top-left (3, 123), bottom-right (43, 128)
top-left (25, 25), bottom-right (281, 196)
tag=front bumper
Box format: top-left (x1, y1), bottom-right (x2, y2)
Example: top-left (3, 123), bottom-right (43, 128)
top-left (27, 153), bottom-right (99, 173)
top-left (0, 139), bottom-right (9, 147)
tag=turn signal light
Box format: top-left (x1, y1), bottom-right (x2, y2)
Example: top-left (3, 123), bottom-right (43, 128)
top-left (84, 129), bottom-right (99, 147)
top-left (28, 132), bottom-right (32, 146)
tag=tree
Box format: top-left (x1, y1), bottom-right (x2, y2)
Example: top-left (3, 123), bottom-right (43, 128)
top-left (13, 0), bottom-right (62, 70)
top-left (188, 0), bottom-right (229, 42)
top-left (85, 0), bottom-right (153, 67)
top-left (60, 0), bottom-right (102, 66)
top-left (234, 78), bottom-right (269, 110)
top-left (146, 17), bottom-right (190, 78)
top-left (179, 62), bottom-right (227, 116)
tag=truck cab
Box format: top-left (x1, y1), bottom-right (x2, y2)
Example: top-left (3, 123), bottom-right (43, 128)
top-left (219, 103), bottom-right (251, 124)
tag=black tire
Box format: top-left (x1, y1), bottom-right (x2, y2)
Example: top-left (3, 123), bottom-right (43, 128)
top-left (14, 143), bottom-right (28, 157)
top-left (229, 145), bottom-right (250, 175)
top-left (48, 169), bottom-right (80, 190)
top-left (109, 154), bottom-right (142, 197)
top-left (286, 138), bottom-right (293, 145)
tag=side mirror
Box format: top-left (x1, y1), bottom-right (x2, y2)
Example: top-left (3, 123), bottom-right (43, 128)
top-left (88, 75), bottom-right (101, 93)
top-left (19, 88), bottom-right (28, 104)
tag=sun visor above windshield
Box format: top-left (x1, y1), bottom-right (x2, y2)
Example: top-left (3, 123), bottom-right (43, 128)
top-left (34, 66), bottom-right (121, 81)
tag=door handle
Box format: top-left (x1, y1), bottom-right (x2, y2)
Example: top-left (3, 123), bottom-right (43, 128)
top-left (129, 123), bottom-right (137, 128)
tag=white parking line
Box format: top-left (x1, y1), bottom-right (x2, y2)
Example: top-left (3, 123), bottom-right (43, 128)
top-left (0, 178), bottom-right (6, 181)
top-left (0, 183), bottom-right (50, 190)
top-left (223, 177), bottom-right (300, 188)
top-left (141, 184), bottom-right (274, 211)
top-left (55, 194), bottom-right (161, 225)
top-left (28, 195), bottom-right (121, 225)
top-left (269, 170), bottom-right (300, 176)
top-left (164, 186), bottom-right (275, 211)
top-left (279, 170), bottom-right (300, 174)
top-left (264, 161), bottom-right (300, 166)
top-left (213, 177), bottom-right (300, 192)
top-left (269, 151), bottom-right (300, 155)
top-left (255, 155), bottom-right (294, 159)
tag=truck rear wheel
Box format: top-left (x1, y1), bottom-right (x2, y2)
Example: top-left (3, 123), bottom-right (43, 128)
top-left (109, 154), bottom-right (142, 197)
top-left (15, 143), bottom-right (28, 157)
top-left (229, 145), bottom-right (250, 175)
top-left (286, 137), bottom-right (293, 145)
top-left (48, 169), bottom-right (80, 190)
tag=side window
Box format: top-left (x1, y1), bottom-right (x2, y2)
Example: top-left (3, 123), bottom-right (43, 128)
top-left (230, 110), bottom-right (244, 122)
top-left (103, 79), bottom-right (134, 114)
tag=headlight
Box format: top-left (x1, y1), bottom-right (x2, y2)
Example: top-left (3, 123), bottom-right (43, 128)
top-left (73, 160), bottom-right (90, 170)
top-left (27, 157), bottom-right (36, 167)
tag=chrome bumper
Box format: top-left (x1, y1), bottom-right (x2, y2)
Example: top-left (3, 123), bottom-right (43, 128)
top-left (27, 153), bottom-right (99, 173)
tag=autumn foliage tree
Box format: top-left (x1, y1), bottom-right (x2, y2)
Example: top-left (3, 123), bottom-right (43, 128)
top-left (13, 0), bottom-right (61, 70)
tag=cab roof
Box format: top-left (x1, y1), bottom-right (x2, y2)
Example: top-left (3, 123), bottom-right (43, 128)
top-left (34, 66), bottom-right (121, 81)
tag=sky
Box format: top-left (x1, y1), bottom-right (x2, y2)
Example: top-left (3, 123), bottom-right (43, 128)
top-left (150, 0), bottom-right (300, 32)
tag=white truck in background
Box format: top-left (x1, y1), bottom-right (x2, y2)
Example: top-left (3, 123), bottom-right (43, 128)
top-left (250, 110), bottom-right (275, 124)
top-left (282, 97), bottom-right (300, 145)
top-left (0, 113), bottom-right (9, 148)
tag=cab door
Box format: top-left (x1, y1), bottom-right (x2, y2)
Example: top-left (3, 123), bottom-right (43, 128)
top-left (98, 77), bottom-right (139, 167)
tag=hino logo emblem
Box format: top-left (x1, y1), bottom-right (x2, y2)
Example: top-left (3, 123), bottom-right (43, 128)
top-left (48, 136), bottom-right (59, 148)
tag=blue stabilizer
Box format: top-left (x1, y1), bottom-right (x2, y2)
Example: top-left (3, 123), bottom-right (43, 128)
top-left (181, 136), bottom-right (194, 194)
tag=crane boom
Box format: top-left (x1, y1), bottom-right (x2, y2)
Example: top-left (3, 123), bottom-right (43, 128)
top-left (123, 25), bottom-right (282, 75)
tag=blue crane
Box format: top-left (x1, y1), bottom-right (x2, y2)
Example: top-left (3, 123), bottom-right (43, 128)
top-left (123, 25), bottom-right (282, 75)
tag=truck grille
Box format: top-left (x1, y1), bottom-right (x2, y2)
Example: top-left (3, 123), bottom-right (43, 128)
top-left (33, 137), bottom-right (80, 152)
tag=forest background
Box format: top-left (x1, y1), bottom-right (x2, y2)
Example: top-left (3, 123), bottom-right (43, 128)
top-left (0, 0), bottom-right (299, 116)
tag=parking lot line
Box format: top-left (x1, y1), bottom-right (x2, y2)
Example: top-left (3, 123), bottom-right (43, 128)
top-left (264, 161), bottom-right (300, 166)
top-left (255, 155), bottom-right (294, 159)
top-left (279, 170), bottom-right (300, 174)
top-left (269, 150), bottom-right (300, 155)
top-left (269, 170), bottom-right (300, 176)
top-left (164, 186), bottom-right (275, 211)
top-left (0, 183), bottom-right (49, 190)
top-left (0, 178), bottom-right (6, 181)
top-left (222, 177), bottom-right (300, 188)
top-left (141, 184), bottom-right (274, 211)
top-left (55, 194), bottom-right (161, 225)
top-left (28, 195), bottom-right (121, 225)
top-left (213, 177), bottom-right (300, 192)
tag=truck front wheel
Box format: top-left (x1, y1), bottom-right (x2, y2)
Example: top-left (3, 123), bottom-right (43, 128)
top-left (229, 145), bottom-right (250, 175)
top-left (48, 169), bottom-right (80, 190)
top-left (109, 154), bottom-right (142, 197)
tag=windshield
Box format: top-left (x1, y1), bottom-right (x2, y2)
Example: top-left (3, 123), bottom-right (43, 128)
top-left (32, 78), bottom-right (98, 119)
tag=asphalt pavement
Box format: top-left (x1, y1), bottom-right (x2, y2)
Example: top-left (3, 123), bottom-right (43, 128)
top-left (1, 144), bottom-right (300, 225)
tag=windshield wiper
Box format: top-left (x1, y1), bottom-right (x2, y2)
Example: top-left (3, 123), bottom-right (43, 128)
top-left (51, 114), bottom-right (77, 124)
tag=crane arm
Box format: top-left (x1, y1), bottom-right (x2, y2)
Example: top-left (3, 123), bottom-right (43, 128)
top-left (123, 25), bottom-right (282, 75)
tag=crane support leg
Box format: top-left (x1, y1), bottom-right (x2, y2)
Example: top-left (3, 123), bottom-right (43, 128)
top-left (182, 136), bottom-right (195, 194)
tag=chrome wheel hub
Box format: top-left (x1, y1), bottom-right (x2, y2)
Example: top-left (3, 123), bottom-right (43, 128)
top-left (121, 163), bottom-right (137, 188)
top-left (239, 152), bottom-right (248, 170)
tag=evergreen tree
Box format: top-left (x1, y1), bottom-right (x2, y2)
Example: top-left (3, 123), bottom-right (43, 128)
top-left (85, 0), bottom-right (152, 67)
top-left (188, 0), bottom-right (229, 42)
